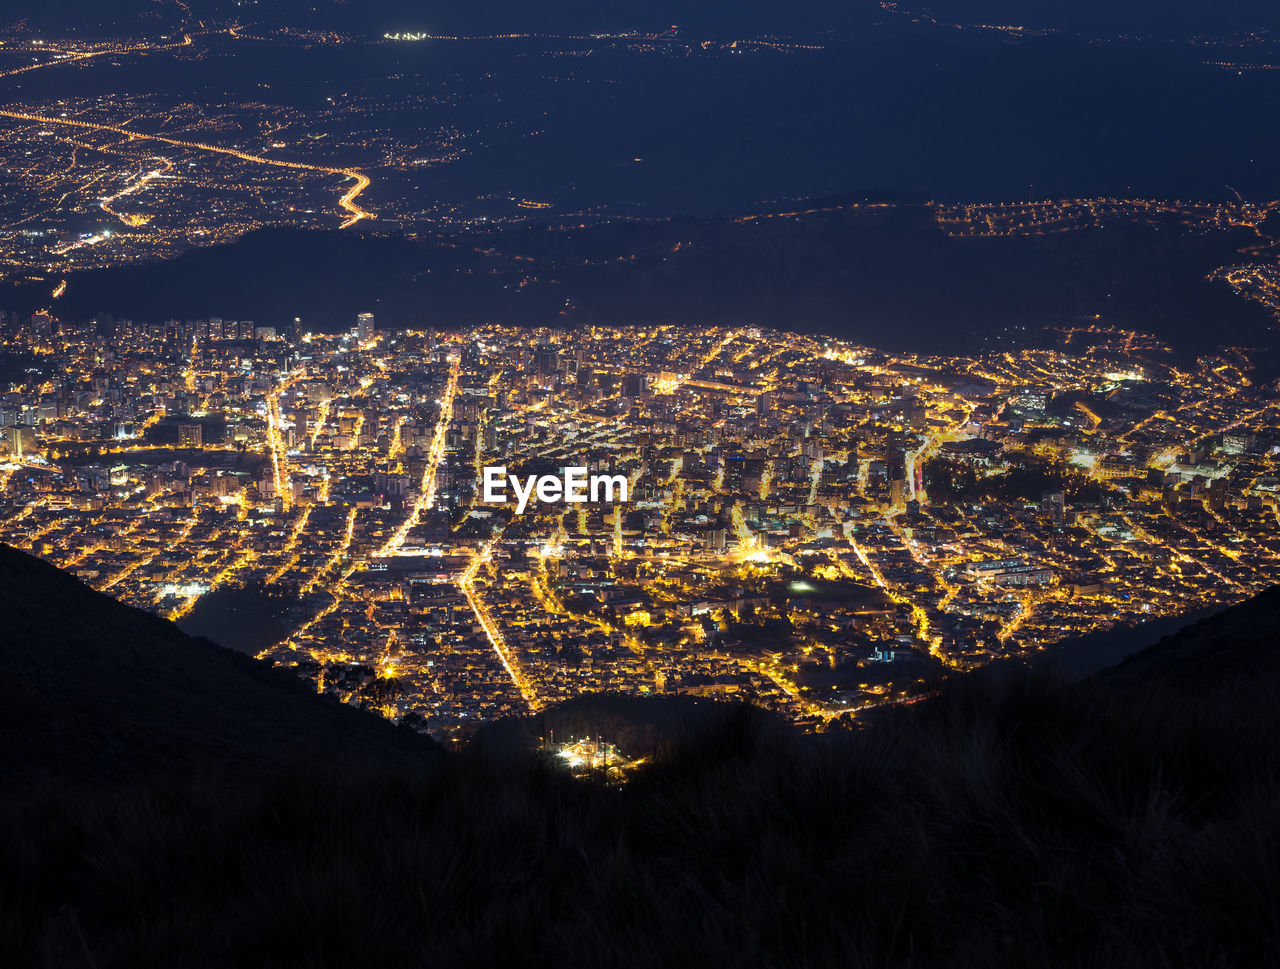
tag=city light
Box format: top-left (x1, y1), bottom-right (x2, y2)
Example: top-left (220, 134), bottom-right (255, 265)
top-left (3, 320), bottom-right (1275, 742)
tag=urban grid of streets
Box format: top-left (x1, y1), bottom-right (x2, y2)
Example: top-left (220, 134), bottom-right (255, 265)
top-left (2, 319), bottom-right (1279, 741)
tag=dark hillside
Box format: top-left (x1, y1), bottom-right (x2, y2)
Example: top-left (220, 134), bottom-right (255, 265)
top-left (1, 546), bottom-right (1278, 967)
top-left (0, 543), bottom-right (436, 784)
top-left (11, 209), bottom-right (1273, 359)
top-left (1096, 584), bottom-right (1280, 692)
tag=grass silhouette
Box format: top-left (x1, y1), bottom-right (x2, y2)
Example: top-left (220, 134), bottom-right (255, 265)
top-left (3, 542), bottom-right (1278, 967)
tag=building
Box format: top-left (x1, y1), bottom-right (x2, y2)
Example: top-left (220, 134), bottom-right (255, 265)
top-left (356, 313), bottom-right (375, 342)
top-left (1040, 491), bottom-right (1066, 524)
top-left (889, 478), bottom-right (907, 508)
top-left (533, 345), bottom-right (560, 376)
top-left (621, 373), bottom-right (650, 399)
top-left (29, 312), bottom-right (54, 338)
top-left (965, 558), bottom-right (1053, 587)
top-left (178, 423), bottom-right (203, 448)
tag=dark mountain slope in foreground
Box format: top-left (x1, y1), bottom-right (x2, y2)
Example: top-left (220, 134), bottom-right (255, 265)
top-left (2, 547), bottom-right (1279, 967)
top-left (1097, 584), bottom-right (1280, 691)
top-left (0, 543), bottom-right (435, 784)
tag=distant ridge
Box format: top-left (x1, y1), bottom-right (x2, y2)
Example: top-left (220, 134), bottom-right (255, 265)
top-left (10, 0), bottom-right (1280, 38)
top-left (9, 209), bottom-right (1272, 359)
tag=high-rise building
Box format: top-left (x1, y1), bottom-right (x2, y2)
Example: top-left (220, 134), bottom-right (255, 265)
top-left (29, 312), bottom-right (54, 338)
top-left (356, 313), bottom-right (375, 341)
top-left (621, 373), bottom-right (650, 399)
top-left (534, 345), bottom-right (560, 376)
top-left (1040, 491), bottom-right (1066, 524)
top-left (889, 478), bottom-right (907, 508)
top-left (178, 423), bottom-right (203, 448)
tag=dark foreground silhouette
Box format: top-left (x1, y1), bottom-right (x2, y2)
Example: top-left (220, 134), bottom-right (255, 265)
top-left (2, 542), bottom-right (1278, 968)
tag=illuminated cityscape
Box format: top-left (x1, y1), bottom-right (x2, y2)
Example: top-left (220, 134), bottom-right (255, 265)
top-left (3, 5), bottom-right (1280, 747)
top-left (7, 2), bottom-right (1280, 963)
top-left (2, 315), bottom-right (1277, 741)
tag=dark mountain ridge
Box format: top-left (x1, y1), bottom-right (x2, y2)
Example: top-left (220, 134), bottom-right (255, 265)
top-left (10, 205), bottom-right (1275, 361)
top-left (11, 0), bottom-right (1280, 39)
top-left (0, 542), bottom-right (436, 785)
top-left (2, 543), bottom-right (1279, 966)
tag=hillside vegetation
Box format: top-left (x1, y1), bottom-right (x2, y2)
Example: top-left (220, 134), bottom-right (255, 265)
top-left (1, 543), bottom-right (1277, 967)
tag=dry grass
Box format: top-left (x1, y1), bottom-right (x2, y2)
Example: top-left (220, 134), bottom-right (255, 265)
top-left (4, 660), bottom-right (1279, 968)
